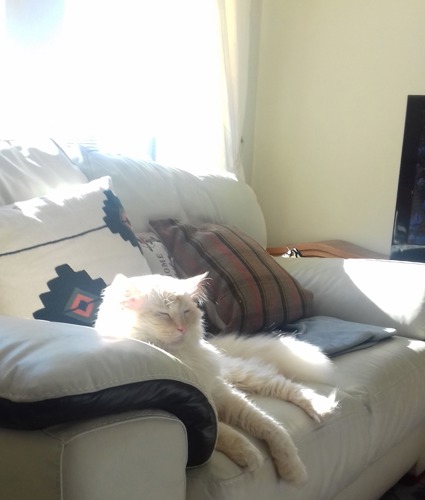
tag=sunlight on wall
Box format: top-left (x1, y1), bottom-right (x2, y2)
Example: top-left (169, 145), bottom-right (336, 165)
top-left (253, 0), bottom-right (425, 254)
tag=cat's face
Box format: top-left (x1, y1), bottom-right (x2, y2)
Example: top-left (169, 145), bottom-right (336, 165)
top-left (140, 292), bottom-right (202, 347)
top-left (109, 273), bottom-right (207, 349)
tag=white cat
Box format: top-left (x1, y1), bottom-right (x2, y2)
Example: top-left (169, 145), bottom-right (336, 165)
top-left (95, 273), bottom-right (337, 484)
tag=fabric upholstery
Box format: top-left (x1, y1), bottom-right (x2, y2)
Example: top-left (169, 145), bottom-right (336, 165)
top-left (0, 410), bottom-right (187, 500)
top-left (277, 257), bottom-right (425, 340)
top-left (0, 139), bottom-right (87, 205)
top-left (137, 231), bottom-right (177, 277)
top-left (75, 147), bottom-right (268, 245)
top-left (0, 315), bottom-right (216, 467)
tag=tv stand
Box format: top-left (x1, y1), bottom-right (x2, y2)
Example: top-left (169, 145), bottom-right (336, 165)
top-left (267, 240), bottom-right (388, 259)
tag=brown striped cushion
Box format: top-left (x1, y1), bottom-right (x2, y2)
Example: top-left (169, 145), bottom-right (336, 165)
top-left (150, 219), bottom-right (313, 334)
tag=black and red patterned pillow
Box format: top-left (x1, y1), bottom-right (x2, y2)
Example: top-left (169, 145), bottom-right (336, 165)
top-left (0, 177), bottom-right (151, 326)
top-left (151, 219), bottom-right (313, 334)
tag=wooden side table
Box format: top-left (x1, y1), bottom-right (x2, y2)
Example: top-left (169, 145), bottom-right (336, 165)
top-left (267, 239), bottom-right (388, 259)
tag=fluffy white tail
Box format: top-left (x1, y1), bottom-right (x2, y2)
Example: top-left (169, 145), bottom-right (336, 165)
top-left (210, 333), bottom-right (334, 384)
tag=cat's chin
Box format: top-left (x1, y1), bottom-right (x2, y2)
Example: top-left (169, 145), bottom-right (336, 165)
top-left (160, 332), bottom-right (189, 349)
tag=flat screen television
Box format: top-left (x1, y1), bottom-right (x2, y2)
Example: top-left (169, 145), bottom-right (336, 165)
top-left (391, 95), bottom-right (425, 262)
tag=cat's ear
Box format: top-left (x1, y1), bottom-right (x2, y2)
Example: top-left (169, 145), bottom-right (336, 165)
top-left (110, 274), bottom-right (145, 311)
top-left (122, 284), bottom-right (145, 311)
top-left (186, 272), bottom-right (209, 304)
top-left (122, 295), bottom-right (145, 311)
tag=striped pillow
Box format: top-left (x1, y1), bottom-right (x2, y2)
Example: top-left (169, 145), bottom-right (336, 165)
top-left (150, 219), bottom-right (313, 334)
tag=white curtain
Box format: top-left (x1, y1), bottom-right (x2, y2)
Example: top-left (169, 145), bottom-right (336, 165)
top-left (217, 0), bottom-right (252, 180)
top-left (0, 0), bottom-right (251, 179)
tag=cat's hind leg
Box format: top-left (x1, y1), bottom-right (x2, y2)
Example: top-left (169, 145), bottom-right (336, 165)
top-left (216, 421), bottom-right (264, 471)
top-left (213, 380), bottom-right (307, 485)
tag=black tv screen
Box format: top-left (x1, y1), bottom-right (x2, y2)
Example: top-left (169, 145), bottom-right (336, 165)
top-left (391, 96), bottom-right (425, 262)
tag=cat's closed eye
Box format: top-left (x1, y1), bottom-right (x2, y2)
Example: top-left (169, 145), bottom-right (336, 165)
top-left (158, 311), bottom-right (171, 318)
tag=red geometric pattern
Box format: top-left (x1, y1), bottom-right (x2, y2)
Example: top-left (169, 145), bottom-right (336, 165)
top-left (34, 265), bottom-right (106, 326)
top-left (64, 288), bottom-right (98, 322)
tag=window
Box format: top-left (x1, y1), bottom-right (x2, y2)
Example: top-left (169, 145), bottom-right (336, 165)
top-left (0, 0), bottom-right (227, 173)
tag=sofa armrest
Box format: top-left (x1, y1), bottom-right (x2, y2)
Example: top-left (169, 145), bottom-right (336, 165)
top-left (276, 257), bottom-right (425, 340)
top-left (0, 315), bottom-right (216, 467)
top-left (1, 410), bottom-right (188, 500)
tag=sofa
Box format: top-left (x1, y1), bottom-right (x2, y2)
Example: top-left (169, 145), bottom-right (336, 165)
top-left (1, 139), bottom-right (425, 500)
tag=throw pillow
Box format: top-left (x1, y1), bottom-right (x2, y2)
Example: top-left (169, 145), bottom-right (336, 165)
top-left (151, 219), bottom-right (313, 333)
top-left (137, 231), bottom-right (177, 277)
top-left (0, 176), bottom-right (151, 326)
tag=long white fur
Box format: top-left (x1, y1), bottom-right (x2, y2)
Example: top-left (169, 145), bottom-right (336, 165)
top-left (211, 333), bottom-right (334, 384)
top-left (95, 273), bottom-right (338, 484)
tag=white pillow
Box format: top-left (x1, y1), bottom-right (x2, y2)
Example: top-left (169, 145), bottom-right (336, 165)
top-left (0, 139), bottom-right (88, 205)
top-left (0, 176), bottom-right (151, 325)
top-left (137, 231), bottom-right (177, 277)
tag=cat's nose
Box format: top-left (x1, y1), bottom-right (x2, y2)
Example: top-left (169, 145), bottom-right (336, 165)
top-left (177, 326), bottom-right (187, 334)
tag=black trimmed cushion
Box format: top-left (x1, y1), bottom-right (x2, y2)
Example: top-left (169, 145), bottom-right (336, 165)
top-left (151, 219), bottom-right (313, 333)
top-left (0, 315), bottom-right (216, 467)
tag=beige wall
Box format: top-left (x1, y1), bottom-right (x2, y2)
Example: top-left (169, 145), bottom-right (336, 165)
top-left (251, 0), bottom-right (425, 255)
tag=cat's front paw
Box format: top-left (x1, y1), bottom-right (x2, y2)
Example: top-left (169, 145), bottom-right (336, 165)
top-left (298, 388), bottom-right (339, 422)
top-left (311, 389), bottom-right (339, 422)
top-left (216, 422), bottom-right (264, 472)
top-left (275, 453), bottom-right (307, 486)
top-left (232, 444), bottom-right (264, 472)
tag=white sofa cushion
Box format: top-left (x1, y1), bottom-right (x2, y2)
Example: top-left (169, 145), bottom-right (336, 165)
top-left (332, 335), bottom-right (425, 462)
top-left (277, 257), bottom-right (425, 340)
top-left (0, 315), bottom-right (216, 468)
top-left (136, 231), bottom-right (177, 277)
top-left (186, 335), bottom-right (425, 500)
top-left (74, 147), bottom-right (268, 246)
top-left (0, 139), bottom-right (88, 205)
top-left (187, 383), bottom-right (371, 500)
top-left (1, 410), bottom-right (188, 500)
top-left (0, 177), bottom-right (150, 324)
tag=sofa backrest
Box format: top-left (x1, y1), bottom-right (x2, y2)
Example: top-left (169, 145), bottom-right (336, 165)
top-left (76, 148), bottom-right (268, 247)
top-left (0, 139), bottom-right (88, 206)
top-left (0, 140), bottom-right (268, 247)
